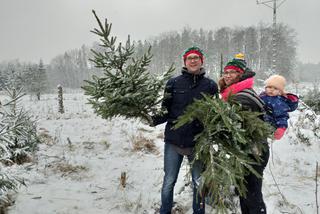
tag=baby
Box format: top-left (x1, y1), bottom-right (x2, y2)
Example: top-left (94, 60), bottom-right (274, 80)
top-left (259, 75), bottom-right (299, 140)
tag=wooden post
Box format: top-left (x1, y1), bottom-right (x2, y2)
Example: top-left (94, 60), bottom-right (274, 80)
top-left (57, 85), bottom-right (64, 114)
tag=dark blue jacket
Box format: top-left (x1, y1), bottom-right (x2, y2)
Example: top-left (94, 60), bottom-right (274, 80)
top-left (153, 67), bottom-right (218, 148)
top-left (259, 92), bottom-right (299, 128)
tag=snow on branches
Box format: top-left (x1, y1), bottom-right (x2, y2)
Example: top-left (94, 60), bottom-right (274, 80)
top-left (82, 10), bottom-right (175, 124)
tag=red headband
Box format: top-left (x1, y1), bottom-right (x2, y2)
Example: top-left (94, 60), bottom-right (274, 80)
top-left (183, 50), bottom-right (204, 63)
top-left (224, 65), bottom-right (244, 73)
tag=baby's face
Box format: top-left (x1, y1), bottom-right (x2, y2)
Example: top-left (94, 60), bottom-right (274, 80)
top-left (265, 86), bottom-right (282, 96)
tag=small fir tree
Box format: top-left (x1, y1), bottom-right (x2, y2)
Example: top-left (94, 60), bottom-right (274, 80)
top-left (82, 10), bottom-right (174, 123)
top-left (175, 95), bottom-right (272, 212)
top-left (29, 59), bottom-right (48, 100)
top-left (0, 87), bottom-right (39, 164)
top-left (0, 86), bottom-right (33, 206)
top-left (303, 84), bottom-right (320, 114)
top-left (0, 166), bottom-right (24, 203)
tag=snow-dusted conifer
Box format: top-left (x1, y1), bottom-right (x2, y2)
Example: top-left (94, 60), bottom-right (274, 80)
top-left (303, 85), bottom-right (320, 114)
top-left (82, 10), bottom-right (174, 124)
top-left (0, 167), bottom-right (24, 204)
top-left (29, 59), bottom-right (48, 100)
top-left (0, 87), bottom-right (39, 164)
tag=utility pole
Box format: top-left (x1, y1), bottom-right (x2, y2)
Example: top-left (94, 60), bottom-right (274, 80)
top-left (257, 0), bottom-right (288, 73)
top-left (220, 53), bottom-right (223, 77)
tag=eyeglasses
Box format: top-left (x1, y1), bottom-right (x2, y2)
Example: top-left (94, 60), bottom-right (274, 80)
top-left (186, 56), bottom-right (201, 61)
top-left (223, 70), bottom-right (238, 76)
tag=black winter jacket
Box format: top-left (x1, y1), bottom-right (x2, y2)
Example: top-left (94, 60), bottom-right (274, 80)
top-left (153, 67), bottom-right (218, 148)
top-left (232, 70), bottom-right (269, 144)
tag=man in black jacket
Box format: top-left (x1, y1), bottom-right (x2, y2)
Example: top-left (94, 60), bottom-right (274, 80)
top-left (152, 47), bottom-right (218, 214)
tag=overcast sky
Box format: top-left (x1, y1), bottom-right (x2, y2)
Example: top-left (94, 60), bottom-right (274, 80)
top-left (0, 0), bottom-right (319, 64)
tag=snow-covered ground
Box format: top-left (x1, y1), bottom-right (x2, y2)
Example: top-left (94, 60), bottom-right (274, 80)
top-left (3, 87), bottom-right (320, 214)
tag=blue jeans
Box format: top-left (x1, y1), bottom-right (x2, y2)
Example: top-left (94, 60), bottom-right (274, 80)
top-left (160, 143), bottom-right (205, 214)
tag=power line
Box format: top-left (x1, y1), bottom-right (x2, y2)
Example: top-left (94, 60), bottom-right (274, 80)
top-left (257, 0), bottom-right (289, 73)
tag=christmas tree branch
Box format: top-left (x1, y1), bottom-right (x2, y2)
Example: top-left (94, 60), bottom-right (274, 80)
top-left (175, 94), bottom-right (272, 211)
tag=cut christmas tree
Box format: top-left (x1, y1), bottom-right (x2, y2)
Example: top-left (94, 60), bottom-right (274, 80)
top-left (82, 10), bottom-right (175, 124)
top-left (175, 94), bottom-right (272, 212)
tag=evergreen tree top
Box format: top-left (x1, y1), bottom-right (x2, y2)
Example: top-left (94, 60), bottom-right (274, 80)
top-left (82, 10), bottom-right (175, 124)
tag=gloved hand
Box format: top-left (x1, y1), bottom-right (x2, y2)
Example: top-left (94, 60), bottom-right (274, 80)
top-left (274, 127), bottom-right (286, 140)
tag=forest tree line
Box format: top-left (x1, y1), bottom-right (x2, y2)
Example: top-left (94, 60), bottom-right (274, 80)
top-left (134, 22), bottom-right (300, 83)
top-left (0, 22), bottom-right (318, 97)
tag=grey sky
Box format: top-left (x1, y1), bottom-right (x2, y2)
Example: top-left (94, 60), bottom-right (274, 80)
top-left (0, 0), bottom-right (319, 64)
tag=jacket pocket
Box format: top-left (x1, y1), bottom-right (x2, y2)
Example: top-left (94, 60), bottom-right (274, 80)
top-left (172, 89), bottom-right (187, 105)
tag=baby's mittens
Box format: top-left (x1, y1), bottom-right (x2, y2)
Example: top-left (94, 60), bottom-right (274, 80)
top-left (274, 127), bottom-right (286, 140)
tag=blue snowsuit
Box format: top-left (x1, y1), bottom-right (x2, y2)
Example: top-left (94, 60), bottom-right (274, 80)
top-left (259, 92), bottom-right (299, 128)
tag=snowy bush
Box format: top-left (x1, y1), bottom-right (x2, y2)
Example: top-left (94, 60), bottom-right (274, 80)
top-left (0, 166), bottom-right (24, 212)
top-left (290, 109), bottom-right (320, 145)
top-left (0, 88), bottom-right (40, 164)
top-left (302, 85), bottom-right (320, 114)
